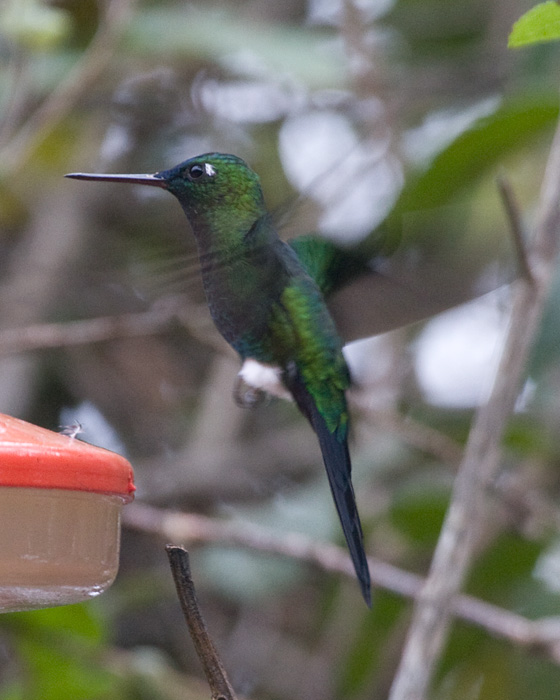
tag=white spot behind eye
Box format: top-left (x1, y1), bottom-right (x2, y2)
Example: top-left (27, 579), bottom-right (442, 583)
top-left (204, 163), bottom-right (216, 177)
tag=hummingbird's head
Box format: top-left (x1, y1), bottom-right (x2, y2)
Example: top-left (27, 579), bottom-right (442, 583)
top-left (156, 153), bottom-right (267, 225)
top-left (66, 153), bottom-right (268, 244)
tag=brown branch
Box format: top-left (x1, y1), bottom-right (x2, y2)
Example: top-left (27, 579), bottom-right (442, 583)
top-left (166, 546), bottom-right (238, 700)
top-left (124, 503), bottom-right (560, 664)
top-left (0, 44), bottom-right (28, 147)
top-left (0, 295), bottom-right (221, 356)
top-left (0, 301), bottom-right (178, 355)
top-left (497, 173), bottom-right (534, 284)
top-left (388, 109), bottom-right (560, 700)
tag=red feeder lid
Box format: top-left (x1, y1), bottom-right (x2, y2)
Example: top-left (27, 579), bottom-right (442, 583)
top-left (0, 414), bottom-right (135, 500)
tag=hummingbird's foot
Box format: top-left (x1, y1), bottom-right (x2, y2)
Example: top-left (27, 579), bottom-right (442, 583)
top-left (233, 375), bottom-right (268, 408)
top-left (237, 358), bottom-right (292, 401)
top-left (234, 358), bottom-right (294, 407)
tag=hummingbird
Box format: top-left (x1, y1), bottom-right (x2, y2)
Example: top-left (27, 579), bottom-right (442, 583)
top-left (65, 152), bottom-right (509, 605)
top-left (66, 153), bottom-right (373, 604)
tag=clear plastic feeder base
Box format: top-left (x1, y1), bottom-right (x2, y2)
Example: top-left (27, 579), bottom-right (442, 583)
top-left (0, 488), bottom-right (124, 612)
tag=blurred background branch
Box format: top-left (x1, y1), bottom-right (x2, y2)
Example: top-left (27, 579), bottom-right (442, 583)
top-left (125, 501), bottom-right (560, 667)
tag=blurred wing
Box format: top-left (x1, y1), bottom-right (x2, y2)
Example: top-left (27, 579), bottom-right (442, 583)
top-left (284, 98), bottom-right (560, 343)
top-left (289, 230), bottom-right (514, 344)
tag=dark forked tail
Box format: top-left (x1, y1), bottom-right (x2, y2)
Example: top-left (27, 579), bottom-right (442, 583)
top-left (285, 368), bottom-right (372, 606)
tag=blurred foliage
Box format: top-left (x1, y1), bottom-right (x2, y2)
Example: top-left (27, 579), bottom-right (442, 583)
top-left (1, 0), bottom-right (560, 699)
top-left (0, 605), bottom-right (117, 700)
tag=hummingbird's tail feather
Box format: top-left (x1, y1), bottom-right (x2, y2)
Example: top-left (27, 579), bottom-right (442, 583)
top-left (285, 369), bottom-right (372, 606)
top-left (318, 422), bottom-right (372, 607)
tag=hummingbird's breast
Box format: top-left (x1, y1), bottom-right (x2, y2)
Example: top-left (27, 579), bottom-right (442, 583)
top-left (197, 245), bottom-right (283, 362)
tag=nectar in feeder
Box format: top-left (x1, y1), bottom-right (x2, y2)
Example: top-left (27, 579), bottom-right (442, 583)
top-left (0, 414), bottom-right (135, 612)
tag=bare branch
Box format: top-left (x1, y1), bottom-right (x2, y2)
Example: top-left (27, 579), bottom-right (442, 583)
top-left (124, 503), bottom-right (560, 664)
top-left (388, 107), bottom-right (560, 700)
top-left (166, 546), bottom-right (238, 700)
top-left (497, 173), bottom-right (533, 284)
top-left (0, 295), bottom-right (222, 356)
top-left (0, 300), bottom-right (178, 356)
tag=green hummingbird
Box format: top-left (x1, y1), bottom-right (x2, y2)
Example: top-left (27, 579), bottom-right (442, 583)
top-left (66, 153), bottom-right (374, 604)
top-left (66, 152), bottom-right (508, 604)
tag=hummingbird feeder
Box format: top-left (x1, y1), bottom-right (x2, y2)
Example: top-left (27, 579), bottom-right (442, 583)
top-left (0, 413), bottom-right (135, 612)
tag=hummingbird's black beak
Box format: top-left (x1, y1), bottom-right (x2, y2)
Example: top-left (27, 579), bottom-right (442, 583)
top-left (64, 172), bottom-right (168, 188)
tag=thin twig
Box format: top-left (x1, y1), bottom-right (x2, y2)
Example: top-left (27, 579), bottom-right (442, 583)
top-left (124, 503), bottom-right (560, 664)
top-left (341, 0), bottom-right (381, 99)
top-left (166, 546), bottom-right (238, 700)
top-left (0, 301), bottom-right (179, 355)
top-left (0, 44), bottom-right (29, 146)
top-left (0, 294), bottom-right (221, 356)
top-left (388, 108), bottom-right (560, 700)
top-left (497, 172), bottom-right (534, 283)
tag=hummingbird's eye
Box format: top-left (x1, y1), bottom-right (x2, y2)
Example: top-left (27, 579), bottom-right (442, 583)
top-left (187, 164), bottom-right (205, 180)
top-left (186, 162), bottom-right (216, 182)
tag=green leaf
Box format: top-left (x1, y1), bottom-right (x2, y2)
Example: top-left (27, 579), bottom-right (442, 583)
top-left (1, 604), bottom-right (116, 700)
top-left (0, 0), bottom-right (70, 50)
top-left (467, 533), bottom-right (542, 603)
top-left (3, 603), bottom-right (106, 643)
top-left (509, 2), bottom-right (560, 48)
top-left (390, 486), bottom-right (448, 547)
top-left (390, 96), bottom-right (559, 220)
top-left (14, 637), bottom-right (114, 700)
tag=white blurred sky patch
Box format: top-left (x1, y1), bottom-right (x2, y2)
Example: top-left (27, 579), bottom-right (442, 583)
top-left (534, 540), bottom-right (560, 594)
top-left (199, 79), bottom-right (307, 124)
top-left (402, 96), bottom-right (501, 167)
top-left (307, 0), bottom-right (396, 25)
top-left (279, 109), bottom-right (402, 241)
top-left (344, 334), bottom-right (403, 410)
top-left (413, 291), bottom-right (510, 408)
